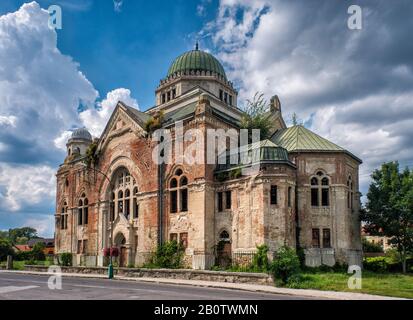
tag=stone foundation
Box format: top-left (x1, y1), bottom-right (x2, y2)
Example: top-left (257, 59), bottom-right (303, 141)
top-left (23, 265), bottom-right (274, 286)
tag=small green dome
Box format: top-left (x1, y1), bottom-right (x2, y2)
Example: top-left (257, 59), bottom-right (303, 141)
top-left (167, 49), bottom-right (227, 80)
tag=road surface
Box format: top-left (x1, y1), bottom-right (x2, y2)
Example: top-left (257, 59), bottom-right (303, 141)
top-left (0, 272), bottom-right (315, 300)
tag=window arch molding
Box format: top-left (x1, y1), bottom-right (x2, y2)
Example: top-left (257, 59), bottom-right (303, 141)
top-left (310, 171), bottom-right (330, 207)
top-left (168, 168), bottom-right (189, 214)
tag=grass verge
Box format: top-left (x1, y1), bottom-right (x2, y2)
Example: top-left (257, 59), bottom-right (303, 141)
top-left (289, 271), bottom-right (413, 299)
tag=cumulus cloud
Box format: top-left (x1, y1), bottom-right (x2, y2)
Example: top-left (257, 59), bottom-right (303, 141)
top-left (79, 88), bottom-right (139, 137)
top-left (201, 0), bottom-right (413, 196)
top-left (0, 1), bottom-right (98, 165)
top-left (0, 164), bottom-right (55, 212)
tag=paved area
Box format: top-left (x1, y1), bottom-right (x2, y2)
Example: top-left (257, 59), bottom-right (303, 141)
top-left (0, 272), bottom-right (313, 300)
top-left (0, 270), bottom-right (404, 300)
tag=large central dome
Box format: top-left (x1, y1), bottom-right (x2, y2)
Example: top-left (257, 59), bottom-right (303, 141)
top-left (167, 48), bottom-right (227, 80)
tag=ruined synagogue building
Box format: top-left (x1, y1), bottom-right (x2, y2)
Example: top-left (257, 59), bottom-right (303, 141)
top-left (55, 46), bottom-right (362, 269)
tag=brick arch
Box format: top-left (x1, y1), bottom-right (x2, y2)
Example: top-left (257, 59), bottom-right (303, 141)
top-left (98, 156), bottom-right (143, 202)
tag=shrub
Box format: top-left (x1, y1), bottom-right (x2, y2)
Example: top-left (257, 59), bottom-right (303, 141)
top-left (270, 246), bottom-right (301, 284)
top-left (15, 250), bottom-right (29, 261)
top-left (60, 253), bottom-right (73, 266)
top-left (362, 238), bottom-right (384, 253)
top-left (151, 241), bottom-right (184, 269)
top-left (252, 245), bottom-right (269, 272)
top-left (30, 243), bottom-right (46, 261)
top-left (363, 257), bottom-right (390, 273)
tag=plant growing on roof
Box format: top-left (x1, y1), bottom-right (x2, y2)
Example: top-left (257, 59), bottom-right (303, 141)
top-left (144, 110), bottom-right (164, 137)
top-left (240, 92), bottom-right (273, 141)
top-left (84, 141), bottom-right (99, 168)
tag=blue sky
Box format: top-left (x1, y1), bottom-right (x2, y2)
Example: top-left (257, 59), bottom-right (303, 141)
top-left (0, 0), bottom-right (218, 109)
top-left (1, 1), bottom-right (413, 237)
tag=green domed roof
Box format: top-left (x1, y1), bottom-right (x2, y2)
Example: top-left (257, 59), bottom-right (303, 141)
top-left (167, 49), bottom-right (227, 80)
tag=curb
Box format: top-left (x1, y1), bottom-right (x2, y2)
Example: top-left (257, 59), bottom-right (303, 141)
top-left (0, 270), bottom-right (405, 300)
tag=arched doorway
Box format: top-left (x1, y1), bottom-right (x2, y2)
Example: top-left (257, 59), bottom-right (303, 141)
top-left (114, 233), bottom-right (127, 267)
top-left (216, 230), bottom-right (231, 268)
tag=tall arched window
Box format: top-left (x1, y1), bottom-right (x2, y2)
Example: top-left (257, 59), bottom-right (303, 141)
top-left (169, 169), bottom-right (189, 213)
top-left (133, 187), bottom-right (139, 219)
top-left (78, 194), bottom-right (89, 225)
top-left (110, 168), bottom-right (138, 222)
top-left (110, 192), bottom-right (115, 222)
top-left (124, 189), bottom-right (130, 219)
top-left (60, 202), bottom-right (68, 230)
top-left (310, 171), bottom-right (330, 207)
top-left (118, 190), bottom-right (124, 215)
top-left (347, 176), bottom-right (354, 210)
top-left (180, 176), bottom-right (188, 212)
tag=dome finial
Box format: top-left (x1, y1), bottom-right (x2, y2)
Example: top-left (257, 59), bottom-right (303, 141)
top-left (195, 40), bottom-right (199, 51)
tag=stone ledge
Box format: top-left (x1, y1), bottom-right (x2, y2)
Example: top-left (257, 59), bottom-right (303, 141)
top-left (23, 265), bottom-right (274, 286)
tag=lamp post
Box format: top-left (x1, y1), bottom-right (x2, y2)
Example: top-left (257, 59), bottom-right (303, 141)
top-left (80, 162), bottom-right (114, 279)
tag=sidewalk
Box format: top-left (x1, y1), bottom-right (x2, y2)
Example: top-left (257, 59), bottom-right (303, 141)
top-left (0, 270), bottom-right (405, 300)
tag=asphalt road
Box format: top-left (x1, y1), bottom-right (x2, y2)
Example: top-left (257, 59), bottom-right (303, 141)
top-left (0, 272), bottom-right (314, 300)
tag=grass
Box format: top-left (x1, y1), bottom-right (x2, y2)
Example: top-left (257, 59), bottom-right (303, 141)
top-left (290, 271), bottom-right (413, 299)
top-left (0, 260), bottom-right (54, 270)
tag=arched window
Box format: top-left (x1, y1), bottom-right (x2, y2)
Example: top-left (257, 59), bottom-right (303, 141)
top-left (133, 187), bottom-right (139, 219)
top-left (60, 202), bottom-right (68, 230)
top-left (118, 190), bottom-right (124, 215)
top-left (310, 172), bottom-right (330, 207)
top-left (124, 189), bottom-right (130, 219)
top-left (220, 230), bottom-right (230, 241)
top-left (347, 176), bottom-right (354, 210)
top-left (169, 169), bottom-right (189, 213)
top-left (78, 195), bottom-right (89, 225)
top-left (180, 177), bottom-right (188, 212)
top-left (110, 168), bottom-right (138, 222)
top-left (110, 192), bottom-right (115, 222)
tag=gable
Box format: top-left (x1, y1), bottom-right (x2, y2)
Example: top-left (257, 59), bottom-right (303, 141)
top-left (97, 102), bottom-right (147, 152)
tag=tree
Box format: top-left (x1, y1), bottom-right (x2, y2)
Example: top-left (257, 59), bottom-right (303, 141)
top-left (0, 230), bottom-right (9, 239)
top-left (0, 238), bottom-right (14, 261)
top-left (362, 162), bottom-right (413, 273)
top-left (240, 93), bottom-right (273, 141)
top-left (8, 227), bottom-right (38, 244)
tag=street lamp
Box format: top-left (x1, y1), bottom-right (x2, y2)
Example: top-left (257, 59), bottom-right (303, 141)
top-left (80, 162), bottom-right (115, 279)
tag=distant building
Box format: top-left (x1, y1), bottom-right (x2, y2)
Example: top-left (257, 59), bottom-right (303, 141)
top-left (13, 244), bottom-right (31, 253)
top-left (28, 238), bottom-right (55, 255)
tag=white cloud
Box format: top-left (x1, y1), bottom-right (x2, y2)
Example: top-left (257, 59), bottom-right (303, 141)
top-left (79, 88), bottom-right (139, 137)
top-left (23, 215), bottom-right (55, 238)
top-left (54, 130), bottom-right (72, 151)
top-left (0, 115), bottom-right (17, 127)
top-left (202, 0), bottom-right (413, 198)
top-left (0, 164), bottom-right (56, 212)
top-left (0, 2), bottom-right (98, 162)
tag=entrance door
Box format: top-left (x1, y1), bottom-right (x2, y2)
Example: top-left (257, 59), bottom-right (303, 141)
top-left (120, 247), bottom-right (127, 267)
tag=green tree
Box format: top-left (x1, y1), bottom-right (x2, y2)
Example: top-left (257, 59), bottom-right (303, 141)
top-left (0, 238), bottom-right (14, 261)
top-left (30, 242), bottom-right (46, 261)
top-left (362, 162), bottom-right (413, 273)
top-left (8, 227), bottom-right (38, 244)
top-left (240, 93), bottom-right (273, 141)
top-left (0, 230), bottom-right (9, 239)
